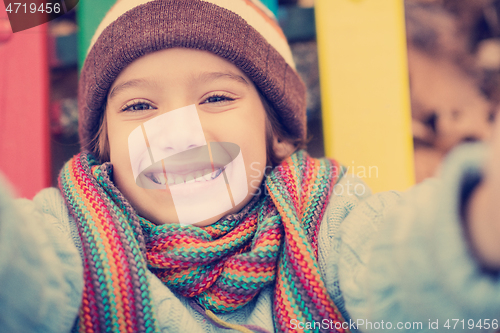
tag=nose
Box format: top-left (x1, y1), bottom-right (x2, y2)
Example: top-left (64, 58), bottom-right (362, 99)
top-left (144, 104), bottom-right (207, 163)
top-left (162, 116), bottom-right (203, 153)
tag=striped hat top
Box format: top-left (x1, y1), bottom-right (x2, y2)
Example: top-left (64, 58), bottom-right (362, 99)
top-left (78, 0), bottom-right (307, 154)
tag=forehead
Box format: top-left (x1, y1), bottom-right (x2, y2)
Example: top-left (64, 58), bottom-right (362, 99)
top-left (109, 48), bottom-right (251, 90)
top-left (108, 48), bottom-right (253, 100)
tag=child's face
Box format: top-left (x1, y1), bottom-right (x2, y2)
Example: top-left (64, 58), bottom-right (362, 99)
top-left (105, 48), bottom-right (268, 226)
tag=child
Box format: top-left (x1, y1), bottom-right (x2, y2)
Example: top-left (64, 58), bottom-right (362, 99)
top-left (0, 0), bottom-right (499, 332)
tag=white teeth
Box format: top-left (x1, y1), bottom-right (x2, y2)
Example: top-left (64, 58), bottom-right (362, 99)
top-left (185, 174), bottom-right (195, 184)
top-left (194, 170), bottom-right (203, 182)
top-left (167, 174), bottom-right (175, 185)
top-left (157, 174), bottom-right (167, 185)
top-left (203, 169), bottom-right (212, 181)
top-left (174, 175), bottom-right (184, 185)
top-left (149, 167), bottom-right (224, 186)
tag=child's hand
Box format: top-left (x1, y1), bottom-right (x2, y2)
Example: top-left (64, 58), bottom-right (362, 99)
top-left (466, 118), bottom-right (500, 270)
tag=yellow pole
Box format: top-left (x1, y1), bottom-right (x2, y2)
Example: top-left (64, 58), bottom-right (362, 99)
top-left (316, 0), bottom-right (415, 192)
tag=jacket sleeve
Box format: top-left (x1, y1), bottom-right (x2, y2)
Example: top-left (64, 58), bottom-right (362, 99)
top-left (0, 176), bottom-right (83, 333)
top-left (322, 143), bottom-right (500, 332)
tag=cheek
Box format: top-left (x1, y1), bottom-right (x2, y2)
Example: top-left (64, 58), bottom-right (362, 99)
top-left (108, 125), bottom-right (126, 162)
top-left (227, 114), bottom-right (266, 159)
top-left (106, 119), bottom-right (137, 181)
top-left (238, 112), bottom-right (268, 183)
top-left (203, 109), bottom-right (267, 188)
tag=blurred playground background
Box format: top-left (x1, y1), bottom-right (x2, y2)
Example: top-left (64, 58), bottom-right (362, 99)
top-left (1, 0), bottom-right (500, 198)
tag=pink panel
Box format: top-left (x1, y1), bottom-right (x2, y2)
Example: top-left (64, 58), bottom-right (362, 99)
top-left (0, 2), bottom-right (50, 198)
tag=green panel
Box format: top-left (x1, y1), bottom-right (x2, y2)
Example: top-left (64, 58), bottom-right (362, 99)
top-left (77, 0), bottom-right (115, 69)
top-left (261, 0), bottom-right (278, 17)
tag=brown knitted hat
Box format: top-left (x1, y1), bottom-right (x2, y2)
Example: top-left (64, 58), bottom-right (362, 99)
top-left (78, 0), bottom-right (307, 153)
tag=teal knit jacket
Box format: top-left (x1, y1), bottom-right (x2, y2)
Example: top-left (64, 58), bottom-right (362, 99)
top-left (0, 143), bottom-right (499, 332)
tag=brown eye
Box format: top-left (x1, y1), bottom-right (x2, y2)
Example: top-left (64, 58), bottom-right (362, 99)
top-left (121, 101), bottom-right (155, 112)
top-left (202, 94), bottom-right (234, 104)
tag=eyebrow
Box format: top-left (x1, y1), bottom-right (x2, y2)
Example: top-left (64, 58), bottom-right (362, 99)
top-left (108, 78), bottom-right (159, 100)
top-left (108, 71), bottom-right (250, 101)
top-left (195, 71), bottom-right (250, 86)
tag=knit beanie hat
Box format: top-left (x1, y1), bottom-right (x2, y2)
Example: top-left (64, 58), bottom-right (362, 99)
top-left (78, 0), bottom-right (307, 154)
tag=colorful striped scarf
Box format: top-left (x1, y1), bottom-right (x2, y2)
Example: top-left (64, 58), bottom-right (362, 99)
top-left (59, 150), bottom-right (349, 333)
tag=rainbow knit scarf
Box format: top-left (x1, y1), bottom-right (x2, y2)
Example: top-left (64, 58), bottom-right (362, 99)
top-left (59, 151), bottom-right (349, 333)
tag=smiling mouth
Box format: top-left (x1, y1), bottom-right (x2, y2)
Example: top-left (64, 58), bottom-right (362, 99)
top-left (136, 142), bottom-right (240, 189)
top-left (145, 167), bottom-right (225, 186)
